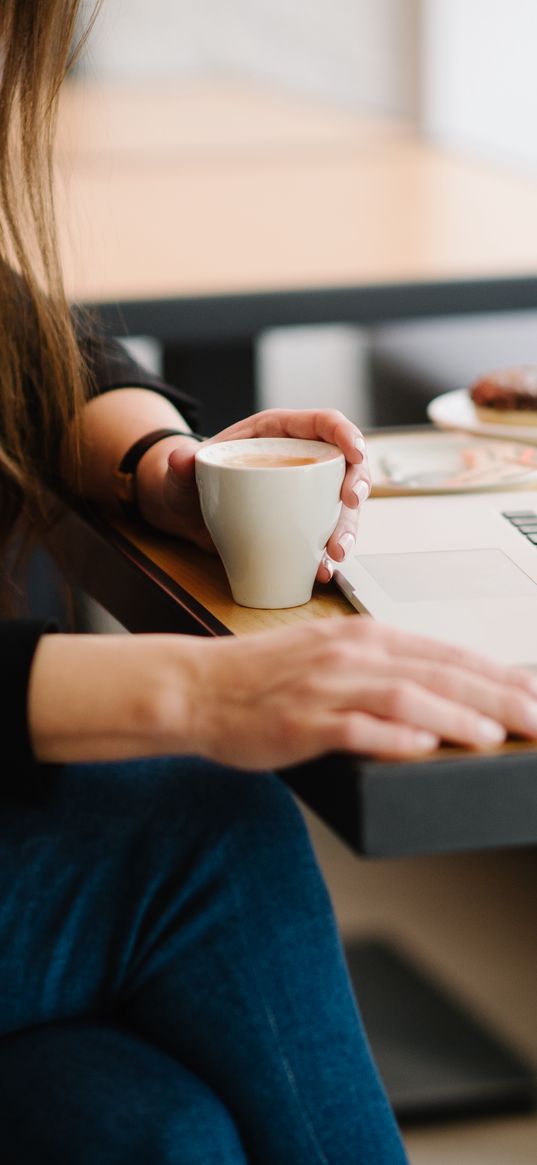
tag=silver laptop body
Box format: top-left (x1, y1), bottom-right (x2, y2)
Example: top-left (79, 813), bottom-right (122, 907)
top-left (334, 490), bottom-right (537, 667)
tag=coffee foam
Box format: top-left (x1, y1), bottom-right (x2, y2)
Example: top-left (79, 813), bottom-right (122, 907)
top-left (222, 453), bottom-right (320, 468)
top-left (202, 440), bottom-right (342, 468)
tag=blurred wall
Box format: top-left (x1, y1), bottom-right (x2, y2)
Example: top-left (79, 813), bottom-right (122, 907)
top-left (421, 0), bottom-right (537, 170)
top-left (84, 0), bottom-right (419, 115)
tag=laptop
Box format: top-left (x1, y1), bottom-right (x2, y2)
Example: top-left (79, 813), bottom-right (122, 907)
top-left (334, 490), bottom-right (537, 667)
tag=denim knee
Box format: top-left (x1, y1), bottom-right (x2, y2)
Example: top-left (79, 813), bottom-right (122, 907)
top-left (58, 756), bottom-right (302, 841)
top-left (166, 761), bottom-right (318, 884)
top-left (67, 757), bottom-right (312, 876)
top-left (0, 1021), bottom-right (247, 1165)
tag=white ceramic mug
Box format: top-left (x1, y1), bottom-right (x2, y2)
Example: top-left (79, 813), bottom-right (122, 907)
top-left (195, 437), bottom-right (345, 608)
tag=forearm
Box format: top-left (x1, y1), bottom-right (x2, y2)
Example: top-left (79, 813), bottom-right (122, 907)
top-left (27, 632), bottom-right (203, 763)
top-left (60, 386), bottom-right (199, 516)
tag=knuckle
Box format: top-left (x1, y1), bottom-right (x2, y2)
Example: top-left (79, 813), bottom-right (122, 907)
top-left (320, 640), bottom-right (353, 673)
top-left (383, 681), bottom-right (416, 721)
top-left (502, 688), bottom-right (528, 725)
top-left (335, 716), bottom-right (360, 752)
top-left (330, 411), bottom-right (351, 442)
top-left (448, 648), bottom-right (471, 673)
top-left (349, 614), bottom-right (376, 643)
top-left (255, 408), bottom-right (284, 433)
top-left (278, 704), bottom-right (303, 740)
top-left (428, 664), bottom-right (457, 695)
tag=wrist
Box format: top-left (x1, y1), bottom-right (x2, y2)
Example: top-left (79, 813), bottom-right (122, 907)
top-left (28, 633), bottom-right (202, 764)
top-left (115, 428), bottom-right (203, 525)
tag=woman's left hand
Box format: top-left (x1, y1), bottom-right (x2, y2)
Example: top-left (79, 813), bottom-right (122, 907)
top-left (139, 409), bottom-right (371, 581)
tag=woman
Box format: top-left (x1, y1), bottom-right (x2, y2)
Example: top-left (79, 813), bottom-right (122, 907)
top-left (2, 3), bottom-right (537, 1162)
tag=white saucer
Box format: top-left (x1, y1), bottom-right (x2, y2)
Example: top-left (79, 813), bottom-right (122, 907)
top-left (367, 428), bottom-right (537, 495)
top-left (427, 387), bottom-right (537, 443)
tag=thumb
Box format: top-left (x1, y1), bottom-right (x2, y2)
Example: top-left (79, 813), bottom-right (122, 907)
top-left (164, 447), bottom-right (215, 552)
top-left (167, 443), bottom-right (198, 478)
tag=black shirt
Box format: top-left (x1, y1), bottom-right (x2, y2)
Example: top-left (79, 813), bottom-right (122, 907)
top-left (2, 324), bottom-right (200, 799)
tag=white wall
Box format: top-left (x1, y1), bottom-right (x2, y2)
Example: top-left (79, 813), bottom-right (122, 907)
top-left (84, 0), bottom-right (418, 115)
top-left (421, 0), bottom-right (537, 170)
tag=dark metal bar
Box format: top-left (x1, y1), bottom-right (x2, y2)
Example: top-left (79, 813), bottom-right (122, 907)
top-left (89, 276), bottom-right (537, 345)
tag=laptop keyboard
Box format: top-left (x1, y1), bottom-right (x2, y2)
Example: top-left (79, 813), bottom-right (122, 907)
top-left (502, 510), bottom-right (537, 545)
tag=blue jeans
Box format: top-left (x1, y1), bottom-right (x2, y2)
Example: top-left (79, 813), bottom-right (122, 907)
top-left (0, 758), bottom-right (408, 1164)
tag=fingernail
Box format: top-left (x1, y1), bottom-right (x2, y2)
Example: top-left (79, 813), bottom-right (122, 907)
top-left (337, 532), bottom-right (355, 559)
top-left (353, 480), bottom-right (370, 506)
top-left (414, 731), bottom-right (439, 751)
top-left (475, 718), bottom-right (506, 745)
top-left (321, 554), bottom-right (334, 580)
top-left (355, 436), bottom-right (367, 457)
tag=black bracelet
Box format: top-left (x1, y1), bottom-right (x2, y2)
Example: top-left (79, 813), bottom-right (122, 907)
top-left (114, 427), bottom-right (204, 522)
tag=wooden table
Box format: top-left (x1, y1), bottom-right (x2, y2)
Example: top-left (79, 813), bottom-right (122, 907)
top-left (54, 78), bottom-right (537, 433)
top-left (57, 79), bottom-right (537, 314)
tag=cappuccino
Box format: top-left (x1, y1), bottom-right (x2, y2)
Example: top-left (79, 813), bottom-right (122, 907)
top-left (223, 453), bottom-right (319, 468)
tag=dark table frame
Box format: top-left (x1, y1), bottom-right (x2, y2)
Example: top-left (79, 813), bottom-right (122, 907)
top-left (93, 275), bottom-right (537, 345)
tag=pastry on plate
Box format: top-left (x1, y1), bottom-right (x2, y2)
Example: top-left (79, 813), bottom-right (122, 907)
top-left (469, 364), bottom-right (537, 425)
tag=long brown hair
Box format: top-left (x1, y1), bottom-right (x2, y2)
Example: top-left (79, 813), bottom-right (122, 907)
top-left (0, 0), bottom-right (100, 610)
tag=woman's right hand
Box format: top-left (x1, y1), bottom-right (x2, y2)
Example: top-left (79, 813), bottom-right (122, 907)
top-left (183, 616), bottom-right (537, 769)
top-left (29, 616), bottom-right (537, 767)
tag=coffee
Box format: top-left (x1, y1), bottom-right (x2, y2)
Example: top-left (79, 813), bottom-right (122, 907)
top-left (223, 453), bottom-right (320, 468)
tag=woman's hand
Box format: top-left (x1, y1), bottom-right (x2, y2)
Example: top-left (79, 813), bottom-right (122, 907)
top-left (138, 409), bottom-right (371, 579)
top-left (182, 616), bottom-right (537, 769)
top-left (29, 616), bottom-right (537, 766)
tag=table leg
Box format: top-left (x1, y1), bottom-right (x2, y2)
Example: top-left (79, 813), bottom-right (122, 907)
top-left (344, 938), bottom-right (536, 1124)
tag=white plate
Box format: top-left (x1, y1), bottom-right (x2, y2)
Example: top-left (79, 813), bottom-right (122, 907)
top-left (367, 428), bottom-right (537, 495)
top-left (427, 386), bottom-right (537, 443)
